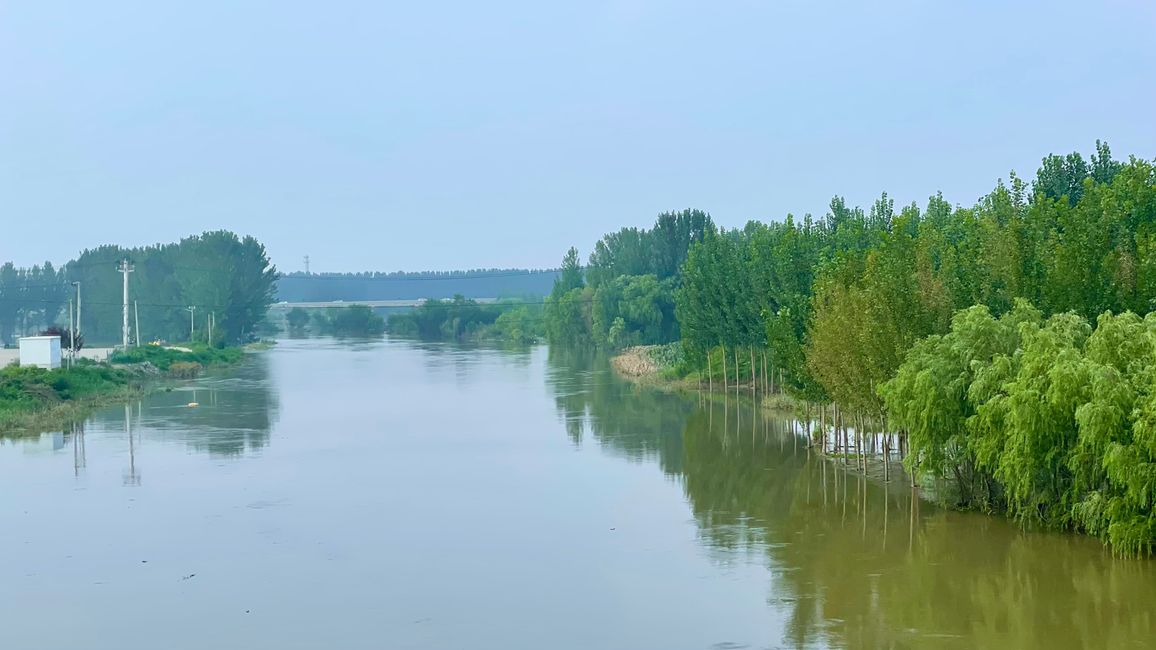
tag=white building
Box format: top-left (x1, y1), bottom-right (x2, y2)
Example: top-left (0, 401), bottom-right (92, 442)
top-left (19, 336), bottom-right (62, 369)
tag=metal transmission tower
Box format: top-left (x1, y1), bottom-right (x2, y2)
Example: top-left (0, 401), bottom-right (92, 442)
top-left (304, 255), bottom-right (310, 274)
top-left (118, 259), bottom-right (134, 348)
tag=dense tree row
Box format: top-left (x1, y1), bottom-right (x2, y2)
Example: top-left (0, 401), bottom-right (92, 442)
top-left (0, 262), bottom-right (68, 345)
top-left (674, 142), bottom-right (1155, 553)
top-left (1, 231), bottom-right (277, 346)
top-left (544, 142), bottom-right (1156, 553)
top-left (543, 209), bottom-right (712, 348)
top-left (881, 304), bottom-right (1156, 555)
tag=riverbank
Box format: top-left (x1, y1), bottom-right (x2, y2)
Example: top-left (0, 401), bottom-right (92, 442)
top-left (109, 344), bottom-right (245, 377)
top-left (0, 363), bottom-right (147, 434)
top-left (611, 345), bottom-right (804, 413)
top-left (0, 344), bottom-right (258, 435)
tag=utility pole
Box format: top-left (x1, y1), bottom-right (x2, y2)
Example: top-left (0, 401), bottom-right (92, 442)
top-left (71, 281), bottom-right (81, 341)
top-left (68, 297), bottom-right (75, 368)
top-left (187, 306), bottom-right (197, 341)
top-left (134, 301), bottom-right (140, 347)
top-left (118, 259), bottom-right (133, 349)
top-left (208, 311), bottom-right (214, 345)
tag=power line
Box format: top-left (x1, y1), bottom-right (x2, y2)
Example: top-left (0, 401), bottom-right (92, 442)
top-left (278, 269), bottom-right (564, 282)
top-left (0, 296), bottom-right (236, 310)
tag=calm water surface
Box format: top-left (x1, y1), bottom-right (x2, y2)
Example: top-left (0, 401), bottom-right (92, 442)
top-left (1, 339), bottom-right (1153, 649)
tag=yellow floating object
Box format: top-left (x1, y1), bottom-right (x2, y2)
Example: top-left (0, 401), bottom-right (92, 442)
top-left (187, 402), bottom-right (199, 408)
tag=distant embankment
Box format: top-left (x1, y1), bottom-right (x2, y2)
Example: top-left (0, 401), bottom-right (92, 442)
top-left (276, 269), bottom-right (559, 303)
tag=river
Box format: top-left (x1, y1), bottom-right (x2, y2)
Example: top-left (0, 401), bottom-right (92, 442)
top-left (1, 338), bottom-right (1153, 649)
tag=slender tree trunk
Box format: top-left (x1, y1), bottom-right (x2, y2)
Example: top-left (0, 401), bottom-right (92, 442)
top-left (861, 417), bottom-right (868, 473)
top-left (707, 349), bottom-right (713, 396)
top-left (842, 408), bottom-right (849, 466)
top-left (883, 422), bottom-right (890, 483)
top-left (750, 347), bottom-right (756, 397)
top-left (721, 346), bottom-right (728, 395)
top-left (762, 350), bottom-right (769, 395)
top-left (733, 347), bottom-right (740, 397)
top-left (818, 403), bottom-right (825, 450)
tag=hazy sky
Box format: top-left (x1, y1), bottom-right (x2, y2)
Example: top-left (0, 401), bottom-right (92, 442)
top-left (2, 1), bottom-right (1154, 273)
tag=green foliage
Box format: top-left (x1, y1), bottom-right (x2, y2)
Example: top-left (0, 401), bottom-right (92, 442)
top-left (488, 305), bottom-right (544, 344)
top-left (884, 305), bottom-right (1156, 555)
top-left (109, 343), bottom-right (244, 371)
top-left (547, 210), bottom-right (712, 349)
top-left (286, 307), bottom-right (310, 333)
top-left (0, 363), bottom-right (136, 424)
top-left (0, 261), bottom-right (67, 345)
top-left (536, 142), bottom-right (1155, 552)
top-left (29, 230), bottom-right (278, 346)
top-left (586, 209), bottom-right (714, 287)
top-left (387, 297), bottom-right (543, 343)
top-left (312, 305), bottom-right (386, 337)
top-left (591, 274), bottom-right (678, 348)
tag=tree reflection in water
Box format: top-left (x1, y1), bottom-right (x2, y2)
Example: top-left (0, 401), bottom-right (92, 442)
top-left (87, 353), bottom-right (280, 459)
top-left (545, 346), bottom-right (1156, 650)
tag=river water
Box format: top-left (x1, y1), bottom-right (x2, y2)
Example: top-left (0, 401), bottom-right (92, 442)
top-left (1, 339), bottom-right (1153, 649)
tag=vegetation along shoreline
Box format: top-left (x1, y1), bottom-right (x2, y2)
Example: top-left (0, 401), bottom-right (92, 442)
top-left (0, 343), bottom-right (257, 436)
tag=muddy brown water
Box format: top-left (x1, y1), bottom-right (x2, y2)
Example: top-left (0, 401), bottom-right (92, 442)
top-left (1, 339), bottom-right (1152, 649)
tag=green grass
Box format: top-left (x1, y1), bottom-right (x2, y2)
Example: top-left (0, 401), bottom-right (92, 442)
top-left (0, 363), bottom-right (143, 432)
top-left (109, 343), bottom-right (244, 371)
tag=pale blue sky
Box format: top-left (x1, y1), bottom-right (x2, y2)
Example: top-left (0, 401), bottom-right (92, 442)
top-left (2, 1), bottom-right (1154, 272)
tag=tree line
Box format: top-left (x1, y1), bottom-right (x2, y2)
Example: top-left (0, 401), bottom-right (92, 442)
top-left (0, 231), bottom-right (277, 346)
top-left (544, 142), bottom-right (1156, 554)
top-left (387, 296), bottom-right (544, 344)
top-left (544, 209), bottom-right (712, 348)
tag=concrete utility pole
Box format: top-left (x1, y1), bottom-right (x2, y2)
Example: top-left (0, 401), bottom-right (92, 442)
top-left (71, 281), bottom-right (81, 341)
top-left (134, 301), bottom-right (140, 347)
top-left (118, 259), bottom-right (133, 349)
top-left (187, 306), bottom-right (197, 341)
top-left (68, 297), bottom-right (75, 368)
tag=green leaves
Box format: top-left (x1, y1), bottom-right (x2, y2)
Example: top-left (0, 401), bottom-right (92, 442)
top-left (886, 305), bottom-right (1156, 554)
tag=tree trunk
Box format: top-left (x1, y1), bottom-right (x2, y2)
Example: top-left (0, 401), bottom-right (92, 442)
top-left (733, 348), bottom-right (740, 396)
top-left (707, 349), bottom-right (713, 395)
top-left (762, 350), bottom-right (769, 395)
top-left (819, 403), bottom-right (825, 450)
top-left (750, 347), bottom-right (756, 396)
top-left (721, 347), bottom-right (727, 394)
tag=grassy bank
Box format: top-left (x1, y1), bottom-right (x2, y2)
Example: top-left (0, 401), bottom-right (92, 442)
top-left (0, 363), bottom-right (146, 433)
top-left (1, 344), bottom-right (252, 435)
top-left (109, 343), bottom-right (244, 377)
top-left (610, 344), bottom-right (805, 413)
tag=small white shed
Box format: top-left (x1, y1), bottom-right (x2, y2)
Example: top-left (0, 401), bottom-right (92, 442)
top-left (19, 336), bottom-right (62, 369)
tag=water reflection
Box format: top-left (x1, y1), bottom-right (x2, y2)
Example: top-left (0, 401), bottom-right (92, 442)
top-left (545, 346), bottom-right (693, 474)
top-left (546, 349), bottom-right (1156, 650)
top-left (1, 354), bottom-right (280, 479)
top-left (86, 353), bottom-right (280, 458)
top-left (123, 403), bottom-right (140, 486)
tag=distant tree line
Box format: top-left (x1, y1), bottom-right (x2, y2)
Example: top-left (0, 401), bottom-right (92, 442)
top-left (0, 262), bottom-right (68, 345)
top-left (277, 269), bottom-right (559, 302)
top-left (286, 305), bottom-right (385, 337)
top-left (0, 231), bottom-right (277, 346)
top-left (544, 142), bottom-right (1156, 555)
top-left (387, 296), bottom-right (544, 344)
